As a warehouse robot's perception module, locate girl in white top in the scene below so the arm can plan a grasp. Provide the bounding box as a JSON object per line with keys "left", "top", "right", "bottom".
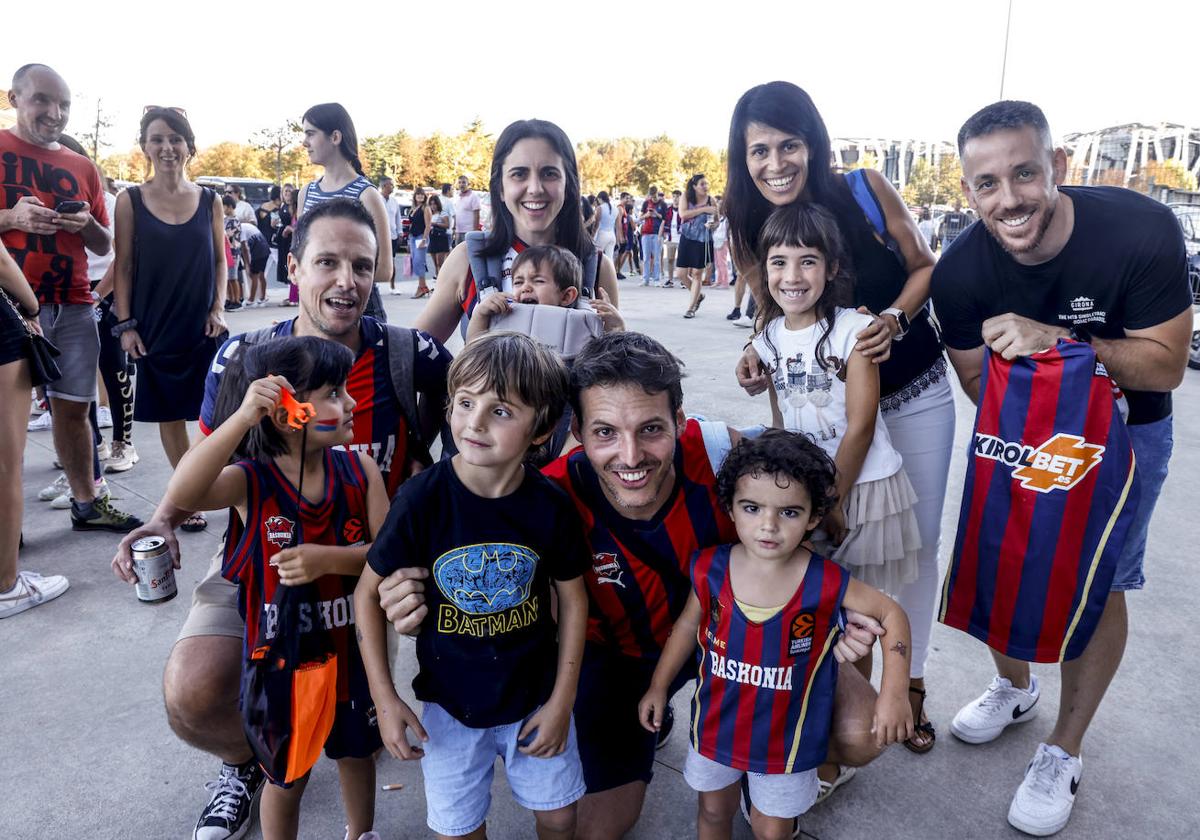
{"left": 750, "top": 203, "right": 920, "bottom": 594}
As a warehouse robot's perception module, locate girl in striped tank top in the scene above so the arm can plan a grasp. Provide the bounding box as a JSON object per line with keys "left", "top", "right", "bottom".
{"left": 297, "top": 103, "right": 390, "bottom": 322}
{"left": 639, "top": 430, "right": 913, "bottom": 838}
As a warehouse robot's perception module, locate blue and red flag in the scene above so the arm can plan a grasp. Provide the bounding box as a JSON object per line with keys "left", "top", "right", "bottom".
{"left": 939, "top": 341, "right": 1139, "bottom": 663}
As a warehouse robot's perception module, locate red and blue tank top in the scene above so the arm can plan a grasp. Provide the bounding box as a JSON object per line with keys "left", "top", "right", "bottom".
{"left": 221, "top": 449, "right": 371, "bottom": 700}
{"left": 690, "top": 544, "right": 849, "bottom": 774}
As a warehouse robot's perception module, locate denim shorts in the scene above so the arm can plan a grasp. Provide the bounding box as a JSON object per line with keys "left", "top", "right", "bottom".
{"left": 420, "top": 701, "right": 586, "bottom": 836}
{"left": 38, "top": 303, "right": 99, "bottom": 402}
{"left": 683, "top": 746, "right": 819, "bottom": 819}
{"left": 1111, "top": 415, "right": 1174, "bottom": 591}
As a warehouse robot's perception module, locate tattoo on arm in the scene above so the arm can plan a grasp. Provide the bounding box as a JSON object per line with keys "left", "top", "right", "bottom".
{"left": 355, "top": 628, "right": 364, "bottom": 643}
{"left": 890, "top": 641, "right": 907, "bottom": 658}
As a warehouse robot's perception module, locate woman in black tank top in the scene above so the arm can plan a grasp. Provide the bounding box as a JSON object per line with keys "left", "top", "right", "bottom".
{"left": 724, "top": 81, "right": 956, "bottom": 759}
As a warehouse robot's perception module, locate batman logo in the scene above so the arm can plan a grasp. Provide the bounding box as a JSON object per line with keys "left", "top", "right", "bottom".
{"left": 432, "top": 542, "right": 539, "bottom": 614}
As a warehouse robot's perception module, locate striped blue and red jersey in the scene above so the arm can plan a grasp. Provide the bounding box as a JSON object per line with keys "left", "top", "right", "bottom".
{"left": 939, "top": 341, "right": 1140, "bottom": 663}
{"left": 200, "top": 316, "right": 450, "bottom": 498}
{"left": 690, "top": 545, "right": 848, "bottom": 774}
{"left": 543, "top": 418, "right": 737, "bottom": 660}
{"left": 221, "top": 449, "right": 372, "bottom": 701}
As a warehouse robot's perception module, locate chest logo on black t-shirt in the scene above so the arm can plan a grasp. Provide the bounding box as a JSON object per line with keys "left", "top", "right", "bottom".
{"left": 433, "top": 543, "right": 540, "bottom": 637}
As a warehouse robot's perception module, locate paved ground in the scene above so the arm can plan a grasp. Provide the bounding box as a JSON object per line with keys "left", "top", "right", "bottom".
{"left": 2, "top": 279, "right": 1197, "bottom": 839}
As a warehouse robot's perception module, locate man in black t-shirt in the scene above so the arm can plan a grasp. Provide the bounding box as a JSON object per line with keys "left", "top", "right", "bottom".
{"left": 938, "top": 200, "right": 972, "bottom": 249}
{"left": 931, "top": 100, "right": 1192, "bottom": 838}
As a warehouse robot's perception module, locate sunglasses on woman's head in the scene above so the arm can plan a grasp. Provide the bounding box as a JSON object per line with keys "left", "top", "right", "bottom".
{"left": 143, "top": 105, "right": 188, "bottom": 118}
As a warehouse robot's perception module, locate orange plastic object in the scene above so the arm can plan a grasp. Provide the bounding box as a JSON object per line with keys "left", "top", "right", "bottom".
{"left": 278, "top": 389, "right": 315, "bottom": 430}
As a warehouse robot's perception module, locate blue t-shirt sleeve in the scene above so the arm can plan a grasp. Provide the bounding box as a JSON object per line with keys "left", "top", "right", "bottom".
{"left": 199, "top": 333, "right": 246, "bottom": 434}
{"left": 412, "top": 330, "right": 453, "bottom": 394}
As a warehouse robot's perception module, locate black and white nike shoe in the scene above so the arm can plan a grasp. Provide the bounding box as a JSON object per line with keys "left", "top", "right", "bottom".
{"left": 1008, "top": 742, "right": 1082, "bottom": 836}
{"left": 950, "top": 674, "right": 1040, "bottom": 744}
{"left": 193, "top": 760, "right": 264, "bottom": 840}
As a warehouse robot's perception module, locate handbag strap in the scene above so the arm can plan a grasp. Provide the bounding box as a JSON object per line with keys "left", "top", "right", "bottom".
{"left": 0, "top": 288, "right": 34, "bottom": 337}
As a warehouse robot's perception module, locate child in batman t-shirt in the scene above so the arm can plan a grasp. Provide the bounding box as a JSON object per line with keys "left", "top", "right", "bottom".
{"left": 355, "top": 332, "right": 589, "bottom": 838}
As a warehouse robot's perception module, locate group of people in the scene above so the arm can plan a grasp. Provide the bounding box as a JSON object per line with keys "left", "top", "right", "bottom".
{"left": 385, "top": 175, "right": 482, "bottom": 300}
{"left": 0, "top": 62, "right": 1191, "bottom": 840}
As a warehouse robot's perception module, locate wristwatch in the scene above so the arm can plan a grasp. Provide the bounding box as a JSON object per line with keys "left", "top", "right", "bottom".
{"left": 881, "top": 307, "right": 910, "bottom": 340}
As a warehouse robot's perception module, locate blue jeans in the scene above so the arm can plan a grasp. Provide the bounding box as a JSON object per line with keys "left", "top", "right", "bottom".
{"left": 640, "top": 233, "right": 661, "bottom": 282}
{"left": 1111, "top": 415, "right": 1173, "bottom": 590}
{"left": 408, "top": 236, "right": 428, "bottom": 279}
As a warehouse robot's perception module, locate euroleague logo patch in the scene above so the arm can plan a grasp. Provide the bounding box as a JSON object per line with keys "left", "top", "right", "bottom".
{"left": 974, "top": 432, "right": 1104, "bottom": 494}
{"left": 343, "top": 517, "right": 365, "bottom": 544}
{"left": 264, "top": 515, "right": 296, "bottom": 548}
{"left": 788, "top": 610, "right": 815, "bottom": 656}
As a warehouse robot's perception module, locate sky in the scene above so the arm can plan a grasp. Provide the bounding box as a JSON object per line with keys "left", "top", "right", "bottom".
{"left": 5, "top": 0, "right": 1196, "bottom": 156}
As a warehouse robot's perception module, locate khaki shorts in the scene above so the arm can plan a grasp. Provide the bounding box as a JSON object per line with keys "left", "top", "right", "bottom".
{"left": 176, "top": 549, "right": 244, "bottom": 641}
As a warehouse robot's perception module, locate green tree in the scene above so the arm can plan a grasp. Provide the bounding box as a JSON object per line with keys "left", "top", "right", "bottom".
{"left": 632, "top": 135, "right": 681, "bottom": 193}
{"left": 190, "top": 142, "right": 270, "bottom": 178}
{"left": 680, "top": 145, "right": 726, "bottom": 195}
{"left": 252, "top": 122, "right": 303, "bottom": 185}
{"left": 100, "top": 146, "right": 148, "bottom": 183}
{"left": 902, "top": 156, "right": 964, "bottom": 207}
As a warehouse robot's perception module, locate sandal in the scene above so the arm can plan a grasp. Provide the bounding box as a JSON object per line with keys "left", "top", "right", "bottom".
{"left": 411, "top": 288, "right": 431, "bottom": 299}
{"left": 181, "top": 512, "right": 208, "bottom": 533}
{"left": 903, "top": 685, "right": 936, "bottom": 754}
{"left": 683, "top": 309, "right": 696, "bottom": 319}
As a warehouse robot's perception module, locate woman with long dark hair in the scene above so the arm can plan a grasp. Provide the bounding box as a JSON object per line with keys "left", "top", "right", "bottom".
{"left": 679, "top": 173, "right": 718, "bottom": 318}
{"left": 426, "top": 194, "right": 452, "bottom": 276}
{"left": 407, "top": 187, "right": 431, "bottom": 298}
{"left": 296, "top": 102, "right": 390, "bottom": 321}
{"left": 112, "top": 108, "right": 228, "bottom": 532}
{"left": 593, "top": 191, "right": 616, "bottom": 264}
{"left": 727, "top": 81, "right": 953, "bottom": 761}
{"left": 413, "top": 118, "right": 618, "bottom": 343}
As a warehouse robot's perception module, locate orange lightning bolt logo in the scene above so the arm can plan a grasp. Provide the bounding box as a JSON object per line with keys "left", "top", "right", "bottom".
{"left": 974, "top": 432, "right": 1105, "bottom": 494}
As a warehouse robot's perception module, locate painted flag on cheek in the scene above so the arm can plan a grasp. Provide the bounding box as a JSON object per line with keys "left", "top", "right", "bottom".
{"left": 938, "top": 341, "right": 1140, "bottom": 663}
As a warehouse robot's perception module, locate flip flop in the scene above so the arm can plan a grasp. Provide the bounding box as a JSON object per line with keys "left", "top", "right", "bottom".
{"left": 903, "top": 685, "right": 936, "bottom": 754}
{"left": 181, "top": 512, "right": 208, "bottom": 533}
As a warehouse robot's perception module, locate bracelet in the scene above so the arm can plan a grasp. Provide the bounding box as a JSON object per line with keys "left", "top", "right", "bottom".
{"left": 18, "top": 304, "right": 39, "bottom": 319}
{"left": 111, "top": 318, "right": 138, "bottom": 338}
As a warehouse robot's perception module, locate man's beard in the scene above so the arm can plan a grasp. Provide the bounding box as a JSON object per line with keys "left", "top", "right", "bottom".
{"left": 986, "top": 201, "right": 1056, "bottom": 258}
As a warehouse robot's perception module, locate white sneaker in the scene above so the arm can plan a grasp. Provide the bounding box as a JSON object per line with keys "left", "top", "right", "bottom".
{"left": 1008, "top": 743, "right": 1082, "bottom": 836}
{"left": 51, "top": 478, "right": 111, "bottom": 510}
{"left": 343, "top": 829, "right": 381, "bottom": 840}
{"left": 814, "top": 764, "right": 856, "bottom": 805}
{"left": 105, "top": 441, "right": 139, "bottom": 473}
{"left": 97, "top": 440, "right": 111, "bottom": 461}
{"left": 0, "top": 570, "right": 69, "bottom": 619}
{"left": 951, "top": 675, "right": 1040, "bottom": 744}
{"left": 28, "top": 412, "right": 52, "bottom": 432}
{"left": 733, "top": 314, "right": 754, "bottom": 328}
{"left": 38, "top": 473, "right": 69, "bottom": 501}
{"left": 97, "top": 405, "right": 113, "bottom": 428}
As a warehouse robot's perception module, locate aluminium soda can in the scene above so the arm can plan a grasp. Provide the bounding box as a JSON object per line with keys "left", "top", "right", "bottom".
{"left": 131, "top": 536, "right": 177, "bottom": 603}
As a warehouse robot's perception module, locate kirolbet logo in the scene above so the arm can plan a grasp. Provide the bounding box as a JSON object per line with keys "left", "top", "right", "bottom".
{"left": 974, "top": 432, "right": 1104, "bottom": 493}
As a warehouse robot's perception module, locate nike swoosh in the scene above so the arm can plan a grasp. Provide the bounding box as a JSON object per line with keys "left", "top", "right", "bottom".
{"left": 1012, "top": 703, "right": 1034, "bottom": 720}
{"left": 1070, "top": 777, "right": 1079, "bottom": 795}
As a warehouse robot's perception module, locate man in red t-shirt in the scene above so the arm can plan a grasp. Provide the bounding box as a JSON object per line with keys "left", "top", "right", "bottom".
{"left": 0, "top": 64, "right": 140, "bottom": 532}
